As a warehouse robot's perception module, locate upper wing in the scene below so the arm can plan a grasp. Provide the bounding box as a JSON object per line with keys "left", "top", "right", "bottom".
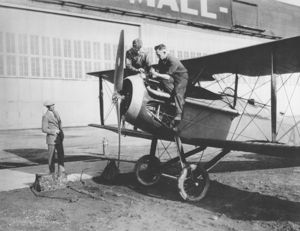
{"left": 88, "top": 69, "right": 115, "bottom": 83}
{"left": 88, "top": 36, "right": 300, "bottom": 85}
{"left": 182, "top": 36, "right": 300, "bottom": 84}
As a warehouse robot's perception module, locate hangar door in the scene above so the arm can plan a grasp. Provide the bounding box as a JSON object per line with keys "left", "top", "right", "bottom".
{"left": 0, "top": 6, "right": 140, "bottom": 129}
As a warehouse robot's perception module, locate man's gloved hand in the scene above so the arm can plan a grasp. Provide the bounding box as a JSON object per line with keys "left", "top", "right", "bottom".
{"left": 138, "top": 68, "right": 145, "bottom": 73}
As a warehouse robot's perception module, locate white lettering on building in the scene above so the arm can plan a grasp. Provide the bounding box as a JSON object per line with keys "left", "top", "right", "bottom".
{"left": 181, "top": 0, "right": 197, "bottom": 15}
{"left": 129, "top": 0, "right": 155, "bottom": 7}
{"left": 129, "top": 0, "right": 228, "bottom": 19}
{"left": 200, "top": 0, "right": 216, "bottom": 19}
{"left": 157, "top": 0, "right": 179, "bottom": 12}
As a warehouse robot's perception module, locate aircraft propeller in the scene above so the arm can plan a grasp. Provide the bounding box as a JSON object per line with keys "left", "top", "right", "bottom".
{"left": 101, "top": 30, "right": 125, "bottom": 181}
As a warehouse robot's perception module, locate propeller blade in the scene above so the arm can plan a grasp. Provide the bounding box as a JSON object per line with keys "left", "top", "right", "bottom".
{"left": 116, "top": 99, "right": 121, "bottom": 168}
{"left": 100, "top": 30, "right": 125, "bottom": 181}
{"left": 113, "top": 30, "right": 125, "bottom": 93}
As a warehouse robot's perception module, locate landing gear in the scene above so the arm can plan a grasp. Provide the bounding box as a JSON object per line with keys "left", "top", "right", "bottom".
{"left": 178, "top": 164, "right": 210, "bottom": 202}
{"left": 133, "top": 136, "right": 214, "bottom": 202}
{"left": 135, "top": 155, "right": 161, "bottom": 186}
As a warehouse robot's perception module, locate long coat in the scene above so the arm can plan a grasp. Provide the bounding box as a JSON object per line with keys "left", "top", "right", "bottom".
{"left": 42, "top": 110, "right": 63, "bottom": 145}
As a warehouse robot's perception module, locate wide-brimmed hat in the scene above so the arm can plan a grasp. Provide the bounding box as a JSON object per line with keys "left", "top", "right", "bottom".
{"left": 43, "top": 100, "right": 55, "bottom": 107}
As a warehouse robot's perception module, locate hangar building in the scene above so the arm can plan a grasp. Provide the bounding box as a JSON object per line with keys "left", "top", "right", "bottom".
{"left": 1, "top": 0, "right": 300, "bottom": 129}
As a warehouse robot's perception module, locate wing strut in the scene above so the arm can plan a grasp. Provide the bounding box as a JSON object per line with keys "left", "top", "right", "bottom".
{"left": 233, "top": 73, "right": 239, "bottom": 108}
{"left": 99, "top": 76, "right": 104, "bottom": 125}
{"left": 271, "top": 49, "right": 277, "bottom": 142}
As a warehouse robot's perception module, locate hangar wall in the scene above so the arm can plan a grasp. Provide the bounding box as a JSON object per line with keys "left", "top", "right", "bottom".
{"left": 0, "top": 1, "right": 270, "bottom": 130}
{"left": 0, "top": 5, "right": 140, "bottom": 129}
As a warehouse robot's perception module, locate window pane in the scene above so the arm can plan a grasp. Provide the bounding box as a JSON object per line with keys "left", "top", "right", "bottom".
{"left": 6, "top": 33, "right": 16, "bottom": 53}
{"left": 7, "top": 55, "right": 16, "bottom": 76}
{"left": 84, "top": 41, "right": 91, "bottom": 59}
{"left": 18, "top": 34, "right": 28, "bottom": 54}
{"left": 42, "top": 37, "right": 51, "bottom": 56}
{"left": 19, "top": 56, "right": 29, "bottom": 77}
{"left": 30, "top": 35, "right": 39, "bottom": 55}
{"left": 64, "top": 39, "right": 72, "bottom": 58}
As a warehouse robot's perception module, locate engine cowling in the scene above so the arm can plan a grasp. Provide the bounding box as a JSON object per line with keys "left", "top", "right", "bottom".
{"left": 121, "top": 75, "right": 173, "bottom": 137}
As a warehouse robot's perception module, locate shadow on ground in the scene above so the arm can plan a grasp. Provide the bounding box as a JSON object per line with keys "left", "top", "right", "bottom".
{"left": 1, "top": 148, "right": 102, "bottom": 169}
{"left": 208, "top": 154, "right": 300, "bottom": 173}
{"left": 93, "top": 171, "right": 300, "bottom": 223}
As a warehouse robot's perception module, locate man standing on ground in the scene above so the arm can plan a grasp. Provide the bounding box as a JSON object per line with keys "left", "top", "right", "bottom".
{"left": 151, "top": 44, "right": 189, "bottom": 128}
{"left": 42, "top": 101, "right": 65, "bottom": 178}
{"left": 125, "top": 38, "right": 152, "bottom": 76}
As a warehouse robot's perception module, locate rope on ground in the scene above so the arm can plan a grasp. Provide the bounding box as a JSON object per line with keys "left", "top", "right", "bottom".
{"left": 67, "top": 185, "right": 105, "bottom": 201}
{"left": 29, "top": 185, "right": 78, "bottom": 203}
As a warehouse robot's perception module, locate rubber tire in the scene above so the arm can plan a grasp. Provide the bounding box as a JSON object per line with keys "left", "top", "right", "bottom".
{"left": 135, "top": 155, "right": 161, "bottom": 186}
{"left": 178, "top": 164, "right": 210, "bottom": 202}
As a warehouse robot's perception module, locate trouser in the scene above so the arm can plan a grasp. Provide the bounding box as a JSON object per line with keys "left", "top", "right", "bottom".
{"left": 161, "top": 76, "right": 188, "bottom": 120}
{"left": 48, "top": 142, "right": 65, "bottom": 175}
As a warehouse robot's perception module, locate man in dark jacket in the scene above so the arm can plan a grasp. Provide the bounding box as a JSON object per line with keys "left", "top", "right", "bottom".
{"left": 125, "top": 38, "right": 151, "bottom": 76}
{"left": 151, "top": 44, "right": 189, "bottom": 127}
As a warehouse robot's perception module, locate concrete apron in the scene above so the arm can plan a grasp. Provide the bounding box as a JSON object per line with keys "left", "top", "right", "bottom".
{"left": 0, "top": 160, "right": 135, "bottom": 192}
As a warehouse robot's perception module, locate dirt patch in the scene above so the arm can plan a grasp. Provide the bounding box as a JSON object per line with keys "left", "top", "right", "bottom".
{"left": 1, "top": 153, "right": 300, "bottom": 231}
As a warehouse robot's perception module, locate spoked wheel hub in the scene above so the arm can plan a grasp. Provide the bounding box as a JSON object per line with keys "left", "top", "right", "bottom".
{"left": 135, "top": 155, "right": 161, "bottom": 186}
{"left": 178, "top": 164, "right": 210, "bottom": 202}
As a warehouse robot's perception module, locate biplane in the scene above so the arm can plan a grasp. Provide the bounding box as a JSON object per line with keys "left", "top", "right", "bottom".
{"left": 88, "top": 30, "right": 300, "bottom": 201}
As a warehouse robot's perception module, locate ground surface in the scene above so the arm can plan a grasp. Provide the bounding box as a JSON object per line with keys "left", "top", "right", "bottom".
{"left": 0, "top": 127, "right": 300, "bottom": 231}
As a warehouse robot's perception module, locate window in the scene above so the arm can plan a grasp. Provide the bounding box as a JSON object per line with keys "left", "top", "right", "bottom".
{"left": 0, "top": 55, "right": 4, "bottom": 75}
{"left": 6, "top": 33, "right": 16, "bottom": 53}
{"left": 113, "top": 44, "right": 117, "bottom": 60}
{"left": 53, "top": 59, "right": 62, "bottom": 77}
{"left": 105, "top": 62, "right": 111, "bottom": 69}
{"left": 94, "top": 62, "right": 101, "bottom": 71}
{"left": 177, "top": 51, "right": 183, "bottom": 59}
{"left": 18, "top": 34, "right": 28, "bottom": 54}
{"left": 31, "top": 57, "right": 40, "bottom": 77}
{"left": 84, "top": 61, "right": 92, "bottom": 78}
{"left": 0, "top": 32, "right": 3, "bottom": 52}
{"left": 74, "top": 60, "right": 82, "bottom": 79}
{"left": 42, "top": 37, "right": 51, "bottom": 56}
{"left": 64, "top": 39, "right": 72, "bottom": 58}
{"left": 7, "top": 55, "right": 16, "bottom": 76}
{"left": 42, "top": 58, "right": 51, "bottom": 77}
{"left": 74, "top": 40, "right": 81, "bottom": 58}
{"left": 184, "top": 51, "right": 189, "bottom": 59}
{"left": 53, "top": 38, "right": 61, "bottom": 57}
{"left": 19, "top": 56, "right": 29, "bottom": 77}
{"left": 104, "top": 43, "right": 111, "bottom": 60}
{"left": 83, "top": 41, "right": 91, "bottom": 59}
{"left": 30, "top": 35, "right": 39, "bottom": 55}
{"left": 64, "top": 60, "right": 73, "bottom": 79}
{"left": 93, "top": 42, "right": 101, "bottom": 60}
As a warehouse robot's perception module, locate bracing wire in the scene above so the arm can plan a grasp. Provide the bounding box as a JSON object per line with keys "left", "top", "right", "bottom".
{"left": 232, "top": 73, "right": 296, "bottom": 141}
{"left": 277, "top": 74, "right": 300, "bottom": 141}
{"left": 230, "top": 76, "right": 260, "bottom": 140}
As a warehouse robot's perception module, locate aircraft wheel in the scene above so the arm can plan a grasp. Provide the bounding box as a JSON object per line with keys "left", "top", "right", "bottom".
{"left": 178, "top": 164, "right": 210, "bottom": 202}
{"left": 135, "top": 155, "right": 161, "bottom": 186}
